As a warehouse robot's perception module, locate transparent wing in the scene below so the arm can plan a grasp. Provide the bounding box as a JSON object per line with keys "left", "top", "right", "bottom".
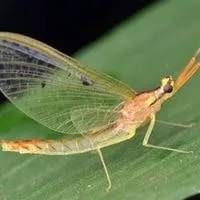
{"left": 0, "top": 32, "right": 135, "bottom": 135}
{"left": 70, "top": 107, "right": 121, "bottom": 134}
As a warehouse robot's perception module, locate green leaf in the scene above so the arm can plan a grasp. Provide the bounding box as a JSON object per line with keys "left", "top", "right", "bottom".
{"left": 0, "top": 1, "right": 200, "bottom": 199}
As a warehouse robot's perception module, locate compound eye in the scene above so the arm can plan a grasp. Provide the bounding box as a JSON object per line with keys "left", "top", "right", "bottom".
{"left": 164, "top": 83, "right": 173, "bottom": 93}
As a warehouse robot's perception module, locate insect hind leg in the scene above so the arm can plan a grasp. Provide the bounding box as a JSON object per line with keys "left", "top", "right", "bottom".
{"left": 96, "top": 148, "right": 112, "bottom": 192}
{"left": 142, "top": 115, "right": 193, "bottom": 153}
{"left": 156, "top": 120, "right": 196, "bottom": 128}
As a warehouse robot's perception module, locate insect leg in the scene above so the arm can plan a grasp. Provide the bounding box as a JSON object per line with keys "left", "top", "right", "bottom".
{"left": 156, "top": 120, "right": 195, "bottom": 128}
{"left": 96, "top": 148, "right": 112, "bottom": 192}
{"left": 142, "top": 115, "right": 193, "bottom": 153}
{"left": 175, "top": 49, "right": 200, "bottom": 92}
{"left": 176, "top": 48, "right": 200, "bottom": 82}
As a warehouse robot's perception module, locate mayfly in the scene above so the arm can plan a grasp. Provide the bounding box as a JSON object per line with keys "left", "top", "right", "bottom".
{"left": 0, "top": 32, "right": 199, "bottom": 191}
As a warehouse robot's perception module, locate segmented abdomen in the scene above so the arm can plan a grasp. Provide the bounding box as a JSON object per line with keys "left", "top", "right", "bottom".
{"left": 0, "top": 123, "right": 134, "bottom": 155}
{"left": 0, "top": 137, "right": 95, "bottom": 155}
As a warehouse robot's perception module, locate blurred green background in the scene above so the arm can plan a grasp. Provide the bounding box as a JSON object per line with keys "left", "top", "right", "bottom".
{"left": 0, "top": 1, "right": 200, "bottom": 199}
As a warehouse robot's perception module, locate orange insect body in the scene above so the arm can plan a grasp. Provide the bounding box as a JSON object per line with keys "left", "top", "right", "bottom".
{"left": 0, "top": 78, "right": 174, "bottom": 154}
{"left": 0, "top": 32, "right": 199, "bottom": 191}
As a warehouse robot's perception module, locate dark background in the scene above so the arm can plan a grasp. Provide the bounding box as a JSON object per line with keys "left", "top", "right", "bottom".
{"left": 0, "top": 0, "right": 158, "bottom": 55}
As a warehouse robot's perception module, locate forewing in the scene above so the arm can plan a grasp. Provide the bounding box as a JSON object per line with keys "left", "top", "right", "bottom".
{"left": 0, "top": 32, "right": 135, "bottom": 135}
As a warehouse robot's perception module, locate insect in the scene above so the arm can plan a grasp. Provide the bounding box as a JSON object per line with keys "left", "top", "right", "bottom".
{"left": 0, "top": 32, "right": 199, "bottom": 191}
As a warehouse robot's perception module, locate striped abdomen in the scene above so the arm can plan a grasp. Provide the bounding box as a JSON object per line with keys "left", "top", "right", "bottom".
{"left": 0, "top": 137, "right": 96, "bottom": 155}
{"left": 0, "top": 123, "right": 135, "bottom": 155}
